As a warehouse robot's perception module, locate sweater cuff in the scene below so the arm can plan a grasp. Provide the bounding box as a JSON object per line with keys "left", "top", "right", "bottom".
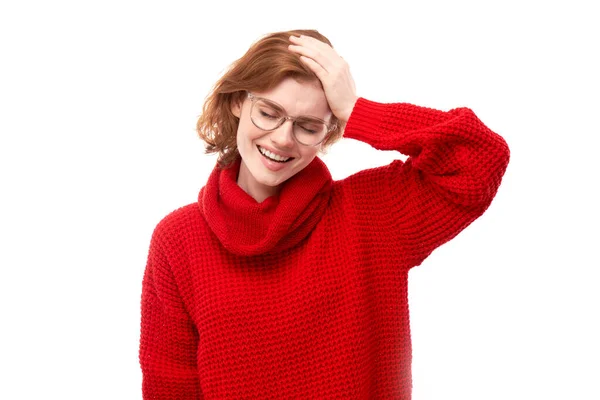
{"left": 343, "top": 98, "right": 389, "bottom": 145}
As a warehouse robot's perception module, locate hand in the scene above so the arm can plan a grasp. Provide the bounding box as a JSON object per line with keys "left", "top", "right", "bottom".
{"left": 288, "top": 35, "right": 358, "bottom": 123}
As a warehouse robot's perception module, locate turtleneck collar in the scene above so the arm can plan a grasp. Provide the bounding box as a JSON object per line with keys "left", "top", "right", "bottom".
{"left": 199, "top": 157, "right": 333, "bottom": 257}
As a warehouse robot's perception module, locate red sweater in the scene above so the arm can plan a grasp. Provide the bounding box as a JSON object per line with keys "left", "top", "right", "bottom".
{"left": 140, "top": 98, "right": 510, "bottom": 399}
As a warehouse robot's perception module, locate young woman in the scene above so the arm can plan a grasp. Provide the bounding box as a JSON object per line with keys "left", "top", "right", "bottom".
{"left": 140, "top": 29, "right": 510, "bottom": 399}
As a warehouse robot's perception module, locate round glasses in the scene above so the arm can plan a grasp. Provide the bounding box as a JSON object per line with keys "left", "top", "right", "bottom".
{"left": 247, "top": 93, "right": 335, "bottom": 146}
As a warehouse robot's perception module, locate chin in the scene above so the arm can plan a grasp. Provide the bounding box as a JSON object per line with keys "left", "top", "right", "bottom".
{"left": 254, "top": 170, "right": 294, "bottom": 188}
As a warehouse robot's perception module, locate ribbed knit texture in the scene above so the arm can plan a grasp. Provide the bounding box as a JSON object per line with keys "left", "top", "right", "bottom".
{"left": 140, "top": 98, "right": 510, "bottom": 399}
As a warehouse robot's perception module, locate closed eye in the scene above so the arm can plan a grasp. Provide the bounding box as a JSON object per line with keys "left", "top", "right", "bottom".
{"left": 299, "top": 126, "right": 318, "bottom": 134}
{"left": 297, "top": 120, "right": 323, "bottom": 135}
{"left": 259, "top": 110, "right": 279, "bottom": 120}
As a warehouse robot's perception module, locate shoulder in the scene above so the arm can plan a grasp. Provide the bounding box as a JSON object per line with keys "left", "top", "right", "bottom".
{"left": 151, "top": 203, "right": 204, "bottom": 247}
{"left": 332, "top": 159, "right": 408, "bottom": 195}
{"left": 328, "top": 159, "right": 411, "bottom": 225}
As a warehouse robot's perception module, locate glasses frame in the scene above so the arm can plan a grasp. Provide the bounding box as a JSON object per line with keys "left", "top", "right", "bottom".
{"left": 246, "top": 92, "right": 336, "bottom": 147}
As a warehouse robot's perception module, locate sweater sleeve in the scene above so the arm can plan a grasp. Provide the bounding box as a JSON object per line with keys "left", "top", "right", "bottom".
{"left": 342, "top": 98, "right": 510, "bottom": 267}
{"left": 139, "top": 227, "right": 202, "bottom": 399}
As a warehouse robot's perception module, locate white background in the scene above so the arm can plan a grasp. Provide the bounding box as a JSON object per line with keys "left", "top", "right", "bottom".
{"left": 1, "top": 0, "right": 598, "bottom": 399}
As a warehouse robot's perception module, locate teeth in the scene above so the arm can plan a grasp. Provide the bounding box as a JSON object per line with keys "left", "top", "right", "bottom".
{"left": 258, "top": 146, "right": 291, "bottom": 162}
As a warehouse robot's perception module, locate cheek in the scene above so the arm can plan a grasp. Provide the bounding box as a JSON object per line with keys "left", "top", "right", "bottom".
{"left": 237, "top": 120, "right": 263, "bottom": 145}
{"left": 298, "top": 147, "right": 319, "bottom": 163}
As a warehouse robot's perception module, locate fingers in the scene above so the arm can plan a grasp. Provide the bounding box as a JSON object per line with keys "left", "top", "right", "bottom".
{"left": 288, "top": 35, "right": 344, "bottom": 73}
{"left": 297, "top": 55, "right": 327, "bottom": 80}
{"left": 287, "top": 34, "right": 358, "bottom": 122}
{"left": 289, "top": 35, "right": 333, "bottom": 56}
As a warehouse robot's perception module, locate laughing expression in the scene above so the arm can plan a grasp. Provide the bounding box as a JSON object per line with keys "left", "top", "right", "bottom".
{"left": 232, "top": 77, "right": 332, "bottom": 202}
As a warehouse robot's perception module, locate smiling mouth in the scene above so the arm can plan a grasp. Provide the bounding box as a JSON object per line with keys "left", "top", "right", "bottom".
{"left": 257, "top": 145, "right": 294, "bottom": 163}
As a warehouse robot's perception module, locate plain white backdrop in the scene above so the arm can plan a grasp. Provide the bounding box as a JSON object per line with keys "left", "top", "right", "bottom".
{"left": 1, "top": 0, "right": 598, "bottom": 399}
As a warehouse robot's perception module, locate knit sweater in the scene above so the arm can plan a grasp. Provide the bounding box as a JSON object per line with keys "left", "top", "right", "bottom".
{"left": 139, "top": 98, "right": 510, "bottom": 399}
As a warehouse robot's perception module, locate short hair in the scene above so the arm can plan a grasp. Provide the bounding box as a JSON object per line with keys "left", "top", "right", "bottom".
{"left": 196, "top": 29, "right": 344, "bottom": 167}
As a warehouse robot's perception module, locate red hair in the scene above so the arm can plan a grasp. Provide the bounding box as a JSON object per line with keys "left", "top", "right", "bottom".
{"left": 196, "top": 29, "right": 344, "bottom": 167}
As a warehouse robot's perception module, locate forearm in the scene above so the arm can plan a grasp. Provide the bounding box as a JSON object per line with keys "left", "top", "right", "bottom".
{"left": 344, "top": 98, "right": 510, "bottom": 208}
{"left": 342, "top": 98, "right": 510, "bottom": 265}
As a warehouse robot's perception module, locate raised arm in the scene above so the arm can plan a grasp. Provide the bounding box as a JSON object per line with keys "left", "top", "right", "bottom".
{"left": 342, "top": 99, "right": 510, "bottom": 266}
{"left": 289, "top": 35, "right": 509, "bottom": 267}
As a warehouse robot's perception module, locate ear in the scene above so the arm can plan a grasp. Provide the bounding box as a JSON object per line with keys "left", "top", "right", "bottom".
{"left": 231, "top": 97, "right": 242, "bottom": 118}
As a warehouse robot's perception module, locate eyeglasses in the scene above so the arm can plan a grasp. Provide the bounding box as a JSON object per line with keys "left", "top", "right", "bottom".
{"left": 247, "top": 92, "right": 336, "bottom": 146}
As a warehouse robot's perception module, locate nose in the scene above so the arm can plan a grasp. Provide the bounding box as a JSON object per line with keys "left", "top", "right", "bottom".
{"left": 269, "top": 118, "right": 296, "bottom": 149}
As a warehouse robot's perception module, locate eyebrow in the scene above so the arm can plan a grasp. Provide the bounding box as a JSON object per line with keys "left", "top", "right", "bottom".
{"left": 260, "top": 98, "right": 286, "bottom": 113}
{"left": 260, "top": 97, "right": 327, "bottom": 122}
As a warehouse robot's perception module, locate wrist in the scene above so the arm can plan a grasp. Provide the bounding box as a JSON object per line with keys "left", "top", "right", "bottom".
{"left": 341, "top": 96, "right": 359, "bottom": 123}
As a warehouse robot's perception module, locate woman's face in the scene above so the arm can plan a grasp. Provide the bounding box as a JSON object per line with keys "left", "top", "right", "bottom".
{"left": 232, "top": 77, "right": 332, "bottom": 202}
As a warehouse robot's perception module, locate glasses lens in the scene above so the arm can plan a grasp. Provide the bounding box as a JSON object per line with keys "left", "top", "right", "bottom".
{"left": 250, "top": 98, "right": 329, "bottom": 146}
{"left": 251, "top": 100, "right": 282, "bottom": 130}
{"left": 293, "top": 118, "right": 328, "bottom": 146}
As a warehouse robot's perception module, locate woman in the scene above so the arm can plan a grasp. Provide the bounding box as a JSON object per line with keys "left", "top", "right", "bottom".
{"left": 139, "top": 29, "right": 510, "bottom": 399}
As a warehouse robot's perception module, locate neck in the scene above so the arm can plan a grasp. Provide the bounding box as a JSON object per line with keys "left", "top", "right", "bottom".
{"left": 237, "top": 161, "right": 280, "bottom": 203}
